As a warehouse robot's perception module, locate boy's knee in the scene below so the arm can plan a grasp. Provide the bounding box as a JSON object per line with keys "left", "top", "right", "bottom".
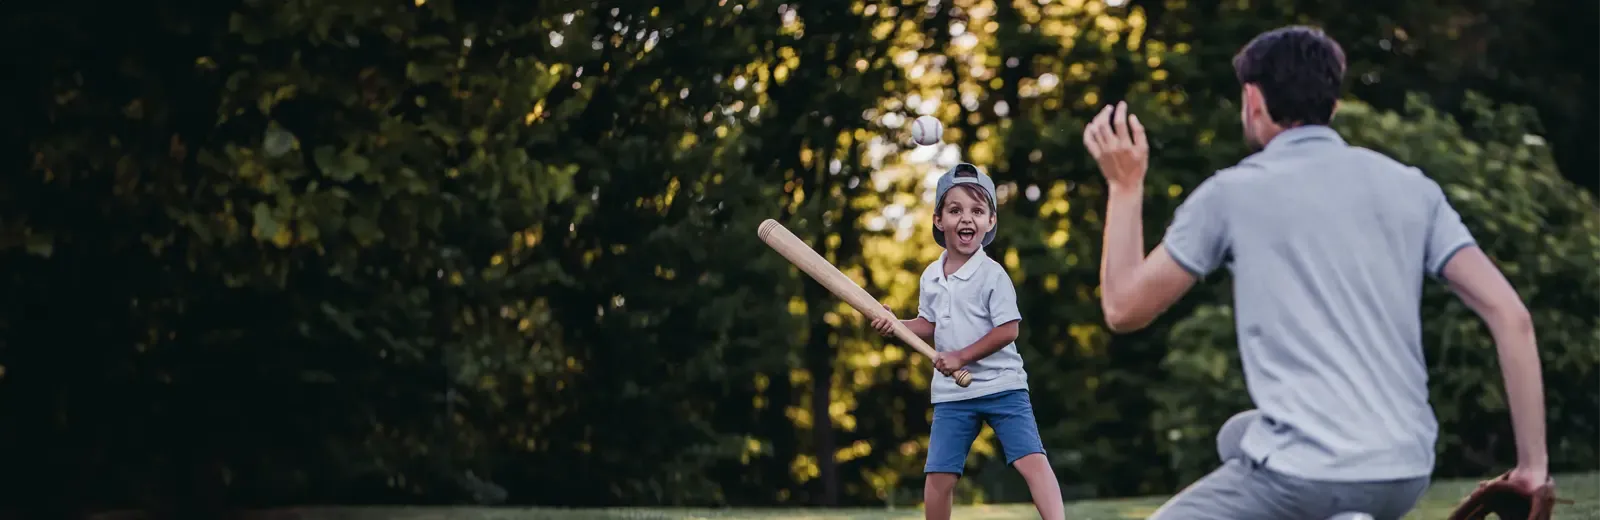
{"left": 924, "top": 472, "right": 959, "bottom": 498}
{"left": 1010, "top": 453, "right": 1056, "bottom": 480}
{"left": 1010, "top": 452, "right": 1049, "bottom": 471}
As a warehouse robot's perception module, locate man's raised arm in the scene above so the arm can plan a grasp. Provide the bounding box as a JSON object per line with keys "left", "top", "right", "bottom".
{"left": 1085, "top": 102, "right": 1216, "bottom": 333}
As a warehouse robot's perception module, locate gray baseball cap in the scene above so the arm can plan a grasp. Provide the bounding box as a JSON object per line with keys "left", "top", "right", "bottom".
{"left": 931, "top": 163, "right": 998, "bottom": 248}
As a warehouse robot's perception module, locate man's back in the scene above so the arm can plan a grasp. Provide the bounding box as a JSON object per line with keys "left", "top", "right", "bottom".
{"left": 1094, "top": 25, "right": 1546, "bottom": 520}
{"left": 1164, "top": 125, "right": 1477, "bottom": 481}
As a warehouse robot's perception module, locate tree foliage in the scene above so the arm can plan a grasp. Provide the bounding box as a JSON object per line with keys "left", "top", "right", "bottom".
{"left": 0, "top": 0, "right": 1593, "bottom": 513}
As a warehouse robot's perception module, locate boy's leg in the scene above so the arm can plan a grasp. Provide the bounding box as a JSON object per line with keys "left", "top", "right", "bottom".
{"left": 925, "top": 401, "right": 981, "bottom": 520}
{"left": 982, "top": 390, "right": 1064, "bottom": 520}
{"left": 923, "top": 473, "right": 959, "bottom": 520}
{"left": 1012, "top": 455, "right": 1064, "bottom": 520}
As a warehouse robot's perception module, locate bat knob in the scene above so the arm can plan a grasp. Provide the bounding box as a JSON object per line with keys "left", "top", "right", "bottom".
{"left": 757, "top": 219, "right": 781, "bottom": 240}
{"left": 953, "top": 370, "right": 973, "bottom": 388}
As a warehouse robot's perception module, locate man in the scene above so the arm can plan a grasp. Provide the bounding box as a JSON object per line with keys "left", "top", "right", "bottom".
{"left": 1081, "top": 26, "right": 1550, "bottom": 519}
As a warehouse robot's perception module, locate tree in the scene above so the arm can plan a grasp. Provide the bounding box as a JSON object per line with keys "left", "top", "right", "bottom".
{"left": 0, "top": 0, "right": 796, "bottom": 510}
{"left": 0, "top": 0, "right": 1591, "bottom": 512}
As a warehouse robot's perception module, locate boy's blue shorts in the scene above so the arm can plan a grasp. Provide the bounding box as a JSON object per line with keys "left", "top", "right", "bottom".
{"left": 925, "top": 389, "right": 1046, "bottom": 475}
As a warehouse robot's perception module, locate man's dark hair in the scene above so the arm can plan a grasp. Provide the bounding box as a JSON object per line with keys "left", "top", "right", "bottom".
{"left": 1232, "top": 25, "right": 1347, "bottom": 126}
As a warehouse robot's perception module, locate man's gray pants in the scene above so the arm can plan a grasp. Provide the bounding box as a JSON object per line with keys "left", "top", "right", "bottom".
{"left": 1148, "top": 410, "right": 1432, "bottom": 520}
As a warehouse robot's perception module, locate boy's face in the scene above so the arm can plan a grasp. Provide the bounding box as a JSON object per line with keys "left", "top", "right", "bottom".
{"left": 934, "top": 186, "right": 995, "bottom": 256}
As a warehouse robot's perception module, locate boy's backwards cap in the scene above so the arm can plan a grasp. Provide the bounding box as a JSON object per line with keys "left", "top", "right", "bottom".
{"left": 931, "top": 163, "right": 998, "bottom": 248}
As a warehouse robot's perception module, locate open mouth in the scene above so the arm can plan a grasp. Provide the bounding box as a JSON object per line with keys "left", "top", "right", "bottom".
{"left": 956, "top": 228, "right": 977, "bottom": 246}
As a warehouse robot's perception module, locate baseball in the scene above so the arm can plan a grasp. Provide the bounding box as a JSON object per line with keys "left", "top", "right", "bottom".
{"left": 910, "top": 115, "right": 943, "bottom": 146}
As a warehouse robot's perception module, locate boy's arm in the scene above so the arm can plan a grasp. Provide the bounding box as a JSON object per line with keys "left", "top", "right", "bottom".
{"left": 953, "top": 320, "right": 1019, "bottom": 365}
{"left": 900, "top": 317, "right": 935, "bottom": 343}
{"left": 951, "top": 270, "right": 1021, "bottom": 365}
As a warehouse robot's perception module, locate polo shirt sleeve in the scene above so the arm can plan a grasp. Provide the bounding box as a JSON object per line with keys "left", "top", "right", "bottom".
{"left": 1161, "top": 176, "right": 1231, "bottom": 278}
{"left": 987, "top": 269, "right": 1022, "bottom": 326}
{"left": 1422, "top": 177, "right": 1477, "bottom": 279}
{"left": 916, "top": 278, "right": 937, "bottom": 323}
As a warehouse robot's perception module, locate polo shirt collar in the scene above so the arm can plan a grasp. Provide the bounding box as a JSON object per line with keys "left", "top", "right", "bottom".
{"left": 939, "top": 248, "right": 988, "bottom": 281}
{"left": 1264, "top": 125, "right": 1345, "bottom": 151}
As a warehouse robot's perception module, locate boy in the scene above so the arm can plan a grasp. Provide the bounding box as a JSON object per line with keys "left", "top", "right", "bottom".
{"left": 870, "top": 164, "right": 1064, "bottom": 520}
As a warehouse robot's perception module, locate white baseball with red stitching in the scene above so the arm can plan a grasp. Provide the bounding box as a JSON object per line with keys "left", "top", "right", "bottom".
{"left": 910, "top": 115, "right": 943, "bottom": 146}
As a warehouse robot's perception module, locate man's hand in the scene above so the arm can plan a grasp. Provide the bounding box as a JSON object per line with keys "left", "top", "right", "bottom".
{"left": 1445, "top": 467, "right": 1565, "bottom": 520}
{"left": 1506, "top": 465, "right": 1551, "bottom": 495}
{"left": 1082, "top": 101, "right": 1149, "bottom": 192}
{"left": 1085, "top": 101, "right": 1195, "bottom": 332}
{"left": 933, "top": 350, "right": 968, "bottom": 376}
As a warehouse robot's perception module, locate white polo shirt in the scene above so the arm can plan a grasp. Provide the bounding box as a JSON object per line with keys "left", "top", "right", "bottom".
{"left": 917, "top": 248, "right": 1029, "bottom": 403}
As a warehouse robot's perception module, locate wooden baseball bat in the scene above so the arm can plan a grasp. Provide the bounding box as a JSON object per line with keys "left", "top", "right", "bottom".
{"left": 758, "top": 219, "right": 973, "bottom": 387}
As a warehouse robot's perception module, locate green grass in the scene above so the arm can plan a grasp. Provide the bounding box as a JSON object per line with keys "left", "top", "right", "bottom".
{"left": 255, "top": 472, "right": 1599, "bottom": 519}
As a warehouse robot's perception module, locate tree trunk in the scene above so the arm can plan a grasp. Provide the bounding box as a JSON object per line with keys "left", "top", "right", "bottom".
{"left": 804, "top": 136, "right": 841, "bottom": 506}
{"left": 805, "top": 312, "right": 839, "bottom": 506}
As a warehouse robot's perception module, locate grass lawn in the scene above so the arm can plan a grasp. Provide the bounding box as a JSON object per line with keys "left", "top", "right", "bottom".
{"left": 257, "top": 472, "right": 1599, "bottom": 519}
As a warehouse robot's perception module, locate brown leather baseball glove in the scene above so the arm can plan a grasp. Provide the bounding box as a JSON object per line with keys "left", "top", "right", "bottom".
{"left": 1445, "top": 471, "right": 1569, "bottom": 520}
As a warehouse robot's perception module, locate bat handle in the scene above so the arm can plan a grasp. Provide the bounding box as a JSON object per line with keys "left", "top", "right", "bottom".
{"left": 951, "top": 369, "right": 973, "bottom": 387}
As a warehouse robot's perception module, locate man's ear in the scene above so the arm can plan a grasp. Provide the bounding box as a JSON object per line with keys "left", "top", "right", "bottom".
{"left": 1243, "top": 83, "right": 1279, "bottom": 124}
{"left": 1243, "top": 84, "right": 1264, "bottom": 117}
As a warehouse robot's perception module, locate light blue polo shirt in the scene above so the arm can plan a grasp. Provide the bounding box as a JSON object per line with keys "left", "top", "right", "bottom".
{"left": 1163, "top": 125, "right": 1477, "bottom": 482}
{"left": 918, "top": 249, "right": 1029, "bottom": 403}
